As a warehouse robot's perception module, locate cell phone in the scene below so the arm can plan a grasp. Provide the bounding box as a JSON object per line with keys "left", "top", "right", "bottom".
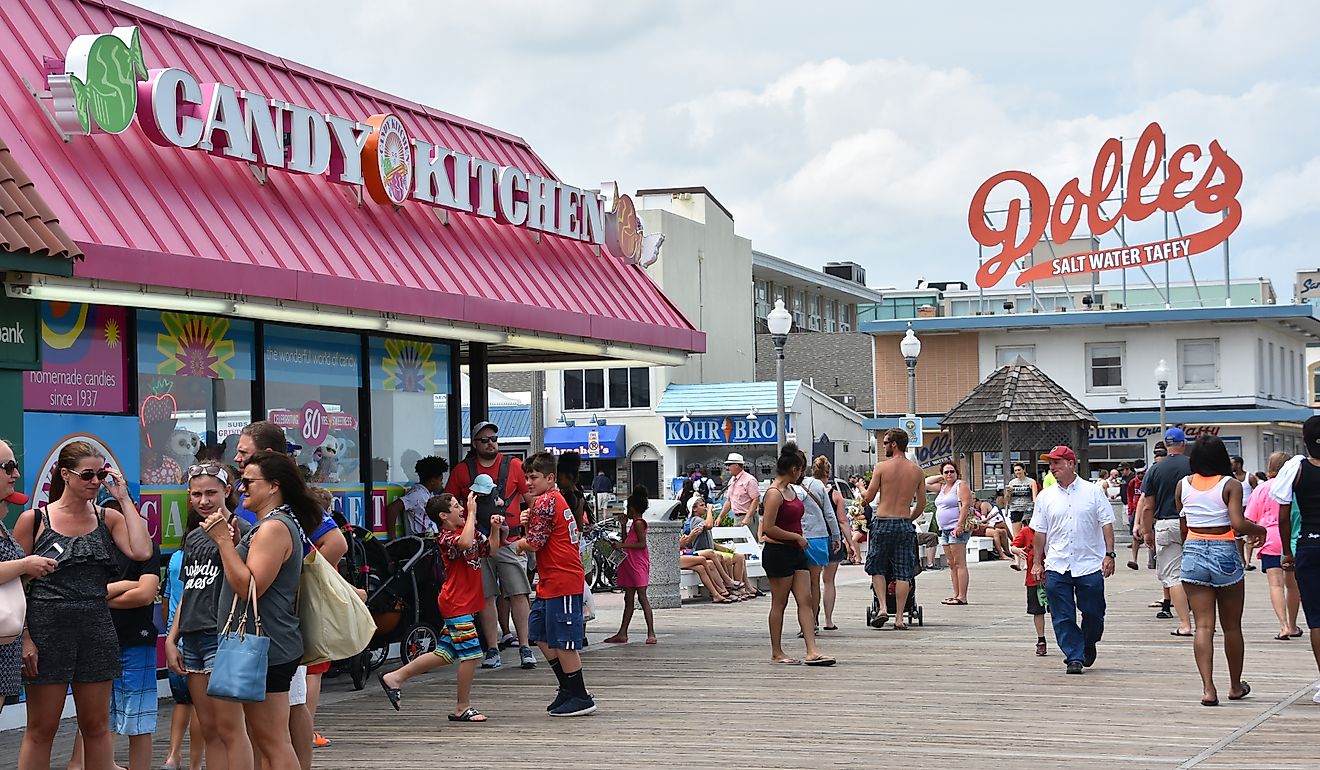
{"left": 39, "top": 541, "right": 67, "bottom": 564}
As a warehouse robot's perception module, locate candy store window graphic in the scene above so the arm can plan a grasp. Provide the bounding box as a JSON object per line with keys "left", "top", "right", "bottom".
{"left": 136, "top": 312, "right": 254, "bottom": 489}
{"left": 23, "top": 302, "right": 129, "bottom": 413}
{"left": 369, "top": 336, "right": 452, "bottom": 536}
{"left": 263, "top": 325, "right": 364, "bottom": 525}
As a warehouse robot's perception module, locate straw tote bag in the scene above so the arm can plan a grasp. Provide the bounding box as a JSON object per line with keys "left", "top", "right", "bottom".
{"left": 298, "top": 546, "right": 375, "bottom": 665}
{"left": 208, "top": 579, "right": 270, "bottom": 703}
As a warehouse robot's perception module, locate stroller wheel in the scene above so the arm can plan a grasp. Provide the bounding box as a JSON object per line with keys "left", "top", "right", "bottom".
{"left": 916, "top": 606, "right": 924, "bottom": 627}
{"left": 350, "top": 650, "right": 368, "bottom": 690}
{"left": 401, "top": 623, "right": 439, "bottom": 664}
{"left": 367, "top": 645, "right": 388, "bottom": 672}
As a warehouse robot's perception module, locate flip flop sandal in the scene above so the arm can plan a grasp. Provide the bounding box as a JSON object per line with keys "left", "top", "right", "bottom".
{"left": 1170, "top": 630, "right": 1194, "bottom": 637}
{"left": 603, "top": 635, "right": 628, "bottom": 644}
{"left": 1201, "top": 698, "right": 1219, "bottom": 707}
{"left": 645, "top": 637, "right": 658, "bottom": 645}
{"left": 823, "top": 625, "right": 839, "bottom": 631}
{"left": 1290, "top": 629, "right": 1305, "bottom": 637}
{"left": 892, "top": 623, "right": 910, "bottom": 631}
{"left": 1228, "top": 681, "right": 1251, "bottom": 701}
{"left": 772, "top": 657, "right": 802, "bottom": 665}
{"left": 448, "top": 707, "right": 488, "bottom": 722}
{"left": 377, "top": 674, "right": 402, "bottom": 711}
{"left": 869, "top": 613, "right": 889, "bottom": 629}
{"left": 1273, "top": 633, "right": 1293, "bottom": 641}
{"left": 803, "top": 655, "right": 836, "bottom": 667}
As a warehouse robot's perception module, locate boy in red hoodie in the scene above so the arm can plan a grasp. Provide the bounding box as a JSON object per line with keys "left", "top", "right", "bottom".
{"left": 1011, "top": 523, "right": 1048, "bottom": 656}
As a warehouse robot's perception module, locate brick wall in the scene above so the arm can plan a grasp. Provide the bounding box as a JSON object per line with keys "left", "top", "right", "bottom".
{"left": 754, "top": 332, "right": 875, "bottom": 414}
{"left": 873, "top": 332, "right": 981, "bottom": 415}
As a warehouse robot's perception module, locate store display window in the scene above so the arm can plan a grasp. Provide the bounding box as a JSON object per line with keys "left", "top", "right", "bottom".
{"left": 368, "top": 336, "right": 452, "bottom": 536}
{"left": 262, "top": 324, "right": 365, "bottom": 525}
{"left": 135, "top": 311, "right": 255, "bottom": 548}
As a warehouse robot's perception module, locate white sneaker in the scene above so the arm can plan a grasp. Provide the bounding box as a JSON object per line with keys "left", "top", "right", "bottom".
{"left": 1312, "top": 686, "right": 1320, "bottom": 704}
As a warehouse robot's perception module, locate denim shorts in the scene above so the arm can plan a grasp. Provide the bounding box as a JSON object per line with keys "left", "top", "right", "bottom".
{"left": 180, "top": 632, "right": 219, "bottom": 675}
{"left": 1179, "top": 539, "right": 1244, "bottom": 588}
{"left": 939, "top": 528, "right": 971, "bottom": 547}
{"left": 529, "top": 594, "right": 584, "bottom": 651}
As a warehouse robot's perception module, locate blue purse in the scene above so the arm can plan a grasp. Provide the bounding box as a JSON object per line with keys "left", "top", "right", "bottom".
{"left": 207, "top": 579, "right": 269, "bottom": 703}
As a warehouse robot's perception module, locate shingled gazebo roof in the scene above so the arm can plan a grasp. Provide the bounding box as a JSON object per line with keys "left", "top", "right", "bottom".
{"left": 940, "top": 358, "right": 1096, "bottom": 454}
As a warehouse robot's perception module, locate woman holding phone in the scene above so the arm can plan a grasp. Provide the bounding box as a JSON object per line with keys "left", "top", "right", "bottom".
{"left": 13, "top": 441, "right": 152, "bottom": 770}
{"left": 0, "top": 439, "right": 58, "bottom": 716}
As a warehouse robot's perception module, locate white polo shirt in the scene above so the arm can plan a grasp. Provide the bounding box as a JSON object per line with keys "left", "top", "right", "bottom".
{"left": 1032, "top": 476, "right": 1114, "bottom": 577}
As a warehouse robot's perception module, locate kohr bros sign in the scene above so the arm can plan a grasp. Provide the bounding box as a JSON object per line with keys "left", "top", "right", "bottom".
{"left": 664, "top": 415, "right": 792, "bottom": 446}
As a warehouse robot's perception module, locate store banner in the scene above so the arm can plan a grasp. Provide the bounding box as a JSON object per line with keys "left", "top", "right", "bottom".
{"left": 0, "top": 298, "right": 39, "bottom": 370}
{"left": 138, "top": 486, "right": 188, "bottom": 551}
{"left": 263, "top": 325, "right": 361, "bottom": 388}
{"left": 664, "top": 414, "right": 792, "bottom": 446}
{"left": 370, "top": 486, "right": 408, "bottom": 535}
{"left": 23, "top": 412, "right": 141, "bottom": 514}
{"left": 136, "top": 310, "right": 255, "bottom": 380}
{"left": 23, "top": 303, "right": 128, "bottom": 412}
{"left": 370, "top": 336, "right": 450, "bottom": 393}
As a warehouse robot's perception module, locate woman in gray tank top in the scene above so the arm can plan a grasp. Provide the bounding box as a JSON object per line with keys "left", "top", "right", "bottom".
{"left": 207, "top": 452, "right": 324, "bottom": 770}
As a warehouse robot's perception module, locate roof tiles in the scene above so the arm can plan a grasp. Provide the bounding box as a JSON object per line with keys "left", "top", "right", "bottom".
{"left": 0, "top": 137, "right": 81, "bottom": 260}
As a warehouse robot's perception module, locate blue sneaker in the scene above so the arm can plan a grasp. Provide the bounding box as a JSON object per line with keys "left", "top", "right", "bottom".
{"left": 548, "top": 693, "right": 596, "bottom": 717}
{"left": 519, "top": 646, "right": 537, "bottom": 669}
{"left": 546, "top": 688, "right": 570, "bottom": 712}
{"left": 481, "top": 649, "right": 502, "bottom": 670}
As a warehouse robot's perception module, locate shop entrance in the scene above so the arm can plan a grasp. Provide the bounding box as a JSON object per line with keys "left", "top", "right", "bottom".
{"left": 629, "top": 444, "right": 661, "bottom": 498}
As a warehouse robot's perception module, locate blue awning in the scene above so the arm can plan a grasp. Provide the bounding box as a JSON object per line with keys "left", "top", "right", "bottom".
{"left": 543, "top": 425, "right": 627, "bottom": 458}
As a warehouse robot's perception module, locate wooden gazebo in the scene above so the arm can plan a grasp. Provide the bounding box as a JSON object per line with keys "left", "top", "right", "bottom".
{"left": 939, "top": 358, "right": 1098, "bottom": 485}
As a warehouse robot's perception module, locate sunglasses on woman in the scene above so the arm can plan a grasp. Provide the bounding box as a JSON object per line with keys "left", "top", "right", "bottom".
{"left": 187, "top": 464, "right": 230, "bottom": 484}
{"left": 0, "top": 460, "right": 18, "bottom": 474}
{"left": 66, "top": 468, "right": 110, "bottom": 481}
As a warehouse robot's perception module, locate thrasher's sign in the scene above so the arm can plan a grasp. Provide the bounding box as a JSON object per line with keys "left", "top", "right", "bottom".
{"left": 968, "top": 122, "right": 1242, "bottom": 289}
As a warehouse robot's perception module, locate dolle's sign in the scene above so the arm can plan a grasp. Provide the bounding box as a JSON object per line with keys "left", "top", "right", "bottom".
{"left": 45, "top": 27, "right": 660, "bottom": 267}
{"left": 968, "top": 122, "right": 1242, "bottom": 288}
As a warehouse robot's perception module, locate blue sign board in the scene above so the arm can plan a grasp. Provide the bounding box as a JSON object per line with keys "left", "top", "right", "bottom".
{"left": 664, "top": 414, "right": 792, "bottom": 446}
{"left": 544, "top": 425, "right": 626, "bottom": 458}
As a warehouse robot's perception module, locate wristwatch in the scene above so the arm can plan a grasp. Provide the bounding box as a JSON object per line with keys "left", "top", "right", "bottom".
{"left": 1104, "top": 551, "right": 1117, "bottom": 558}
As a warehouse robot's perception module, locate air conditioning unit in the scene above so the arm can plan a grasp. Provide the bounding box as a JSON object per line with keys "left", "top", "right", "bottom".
{"left": 839, "top": 323, "right": 850, "bottom": 332}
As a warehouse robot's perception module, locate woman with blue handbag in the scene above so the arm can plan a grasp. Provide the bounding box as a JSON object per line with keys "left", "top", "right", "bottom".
{"left": 206, "top": 452, "right": 323, "bottom": 770}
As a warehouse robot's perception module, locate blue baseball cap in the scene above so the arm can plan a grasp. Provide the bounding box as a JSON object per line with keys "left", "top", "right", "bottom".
{"left": 1164, "top": 427, "right": 1187, "bottom": 443}
{"left": 470, "top": 474, "right": 496, "bottom": 495}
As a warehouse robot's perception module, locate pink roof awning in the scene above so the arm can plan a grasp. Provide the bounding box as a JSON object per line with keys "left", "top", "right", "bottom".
{"left": 0, "top": 0, "right": 703, "bottom": 354}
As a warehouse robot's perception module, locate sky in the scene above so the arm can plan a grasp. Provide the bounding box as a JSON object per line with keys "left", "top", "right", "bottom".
{"left": 132, "top": 0, "right": 1320, "bottom": 300}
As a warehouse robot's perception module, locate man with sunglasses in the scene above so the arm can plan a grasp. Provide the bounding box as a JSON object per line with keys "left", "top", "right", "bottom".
{"left": 446, "top": 421, "right": 536, "bottom": 670}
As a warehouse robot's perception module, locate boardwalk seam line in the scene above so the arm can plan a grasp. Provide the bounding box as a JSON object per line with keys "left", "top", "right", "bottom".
{"left": 1175, "top": 679, "right": 1320, "bottom": 769}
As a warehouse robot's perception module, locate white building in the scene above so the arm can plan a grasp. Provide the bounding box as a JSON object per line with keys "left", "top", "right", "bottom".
{"left": 863, "top": 303, "right": 1318, "bottom": 483}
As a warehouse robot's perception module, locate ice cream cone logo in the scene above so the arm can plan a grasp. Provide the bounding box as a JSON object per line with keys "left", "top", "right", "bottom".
{"left": 722, "top": 417, "right": 733, "bottom": 444}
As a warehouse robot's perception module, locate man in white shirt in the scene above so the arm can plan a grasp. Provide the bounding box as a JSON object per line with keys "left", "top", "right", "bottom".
{"left": 1031, "top": 445, "right": 1117, "bottom": 675}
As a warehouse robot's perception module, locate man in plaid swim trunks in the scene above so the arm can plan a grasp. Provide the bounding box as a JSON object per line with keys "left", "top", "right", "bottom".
{"left": 857, "top": 428, "right": 928, "bottom": 629}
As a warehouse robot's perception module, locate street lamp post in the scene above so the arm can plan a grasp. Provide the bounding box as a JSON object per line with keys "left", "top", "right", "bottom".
{"left": 1154, "top": 359, "right": 1170, "bottom": 437}
{"left": 767, "top": 299, "right": 793, "bottom": 452}
{"left": 900, "top": 324, "right": 922, "bottom": 417}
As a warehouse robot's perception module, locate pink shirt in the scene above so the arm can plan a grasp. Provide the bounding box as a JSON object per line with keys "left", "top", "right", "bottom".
{"left": 726, "top": 470, "right": 760, "bottom": 516}
{"left": 1244, "top": 477, "right": 1282, "bottom": 557}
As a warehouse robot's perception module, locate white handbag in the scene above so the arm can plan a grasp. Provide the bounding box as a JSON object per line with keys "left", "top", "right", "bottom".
{"left": 298, "top": 547, "right": 376, "bottom": 665}
{"left": 0, "top": 578, "right": 24, "bottom": 645}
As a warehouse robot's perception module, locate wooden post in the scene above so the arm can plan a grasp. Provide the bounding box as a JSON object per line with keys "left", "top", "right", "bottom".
{"left": 1000, "top": 421, "right": 1012, "bottom": 493}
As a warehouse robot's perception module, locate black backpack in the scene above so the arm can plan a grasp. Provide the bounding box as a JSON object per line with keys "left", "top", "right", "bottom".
{"left": 467, "top": 455, "right": 514, "bottom": 534}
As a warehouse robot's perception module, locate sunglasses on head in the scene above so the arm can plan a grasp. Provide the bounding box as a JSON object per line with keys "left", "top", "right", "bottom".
{"left": 66, "top": 468, "right": 110, "bottom": 481}
{"left": 187, "top": 464, "right": 230, "bottom": 484}
{"left": 0, "top": 460, "right": 18, "bottom": 474}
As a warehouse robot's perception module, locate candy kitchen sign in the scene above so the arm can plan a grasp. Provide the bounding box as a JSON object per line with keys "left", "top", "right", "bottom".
{"left": 44, "top": 27, "right": 661, "bottom": 266}
{"left": 968, "top": 122, "right": 1242, "bottom": 288}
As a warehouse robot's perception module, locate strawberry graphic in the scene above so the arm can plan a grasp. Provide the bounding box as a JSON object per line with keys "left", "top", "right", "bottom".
{"left": 140, "top": 379, "right": 178, "bottom": 449}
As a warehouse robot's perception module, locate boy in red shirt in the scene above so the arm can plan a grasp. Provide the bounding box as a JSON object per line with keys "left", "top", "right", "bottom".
{"left": 377, "top": 492, "right": 501, "bottom": 722}
{"left": 1010, "top": 523, "right": 1048, "bottom": 656}
{"left": 515, "top": 452, "right": 595, "bottom": 717}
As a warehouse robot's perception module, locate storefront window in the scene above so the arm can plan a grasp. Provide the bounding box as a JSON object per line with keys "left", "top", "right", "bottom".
{"left": 135, "top": 311, "right": 255, "bottom": 549}
{"left": 263, "top": 324, "right": 364, "bottom": 525}
{"left": 369, "top": 336, "right": 452, "bottom": 536}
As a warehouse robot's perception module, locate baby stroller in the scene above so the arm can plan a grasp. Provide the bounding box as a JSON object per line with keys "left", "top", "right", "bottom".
{"left": 865, "top": 541, "right": 925, "bottom": 628}
{"left": 340, "top": 528, "right": 445, "bottom": 670}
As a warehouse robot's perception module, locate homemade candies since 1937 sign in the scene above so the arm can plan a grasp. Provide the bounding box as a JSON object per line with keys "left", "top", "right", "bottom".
{"left": 968, "top": 122, "right": 1242, "bottom": 288}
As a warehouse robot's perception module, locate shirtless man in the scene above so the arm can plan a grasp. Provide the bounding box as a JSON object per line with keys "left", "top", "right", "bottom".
{"left": 857, "top": 427, "right": 928, "bottom": 629}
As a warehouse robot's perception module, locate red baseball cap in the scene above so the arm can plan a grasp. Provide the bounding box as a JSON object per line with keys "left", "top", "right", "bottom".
{"left": 1040, "top": 445, "right": 1077, "bottom": 462}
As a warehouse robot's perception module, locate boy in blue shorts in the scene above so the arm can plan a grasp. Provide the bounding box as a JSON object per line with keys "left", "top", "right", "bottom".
{"left": 378, "top": 490, "right": 501, "bottom": 722}
{"left": 516, "top": 452, "right": 595, "bottom": 716}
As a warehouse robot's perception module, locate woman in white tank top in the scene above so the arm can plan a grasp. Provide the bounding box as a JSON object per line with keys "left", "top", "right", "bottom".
{"left": 1173, "top": 436, "right": 1267, "bottom": 707}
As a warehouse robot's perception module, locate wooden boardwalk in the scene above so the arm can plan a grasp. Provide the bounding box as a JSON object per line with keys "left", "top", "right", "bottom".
{"left": 4, "top": 560, "right": 1318, "bottom": 768}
